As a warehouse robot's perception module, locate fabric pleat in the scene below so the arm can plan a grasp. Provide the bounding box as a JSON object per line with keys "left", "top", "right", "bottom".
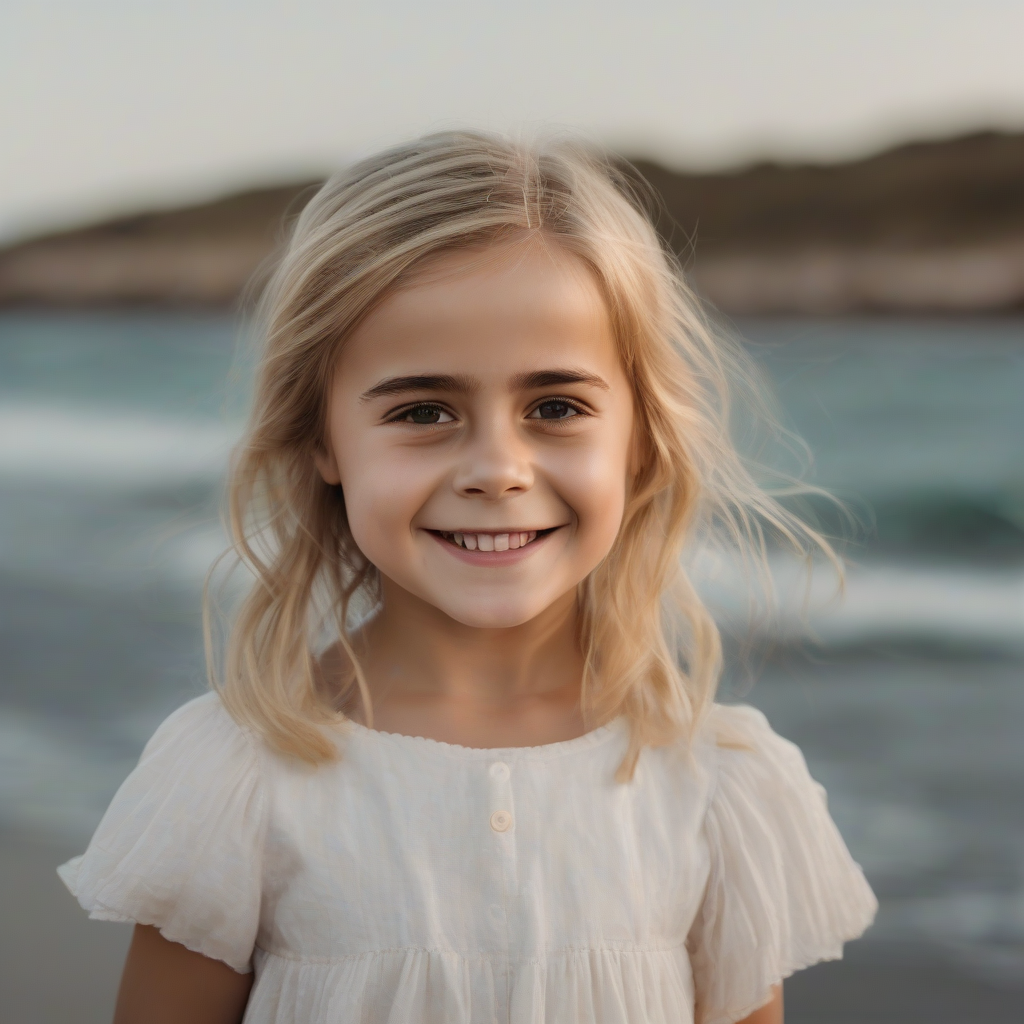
{"left": 688, "top": 705, "right": 878, "bottom": 1024}
{"left": 58, "top": 696, "right": 266, "bottom": 972}
{"left": 243, "top": 947, "right": 693, "bottom": 1024}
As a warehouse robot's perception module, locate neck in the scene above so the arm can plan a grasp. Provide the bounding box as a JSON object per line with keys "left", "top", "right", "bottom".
{"left": 347, "top": 581, "right": 586, "bottom": 745}
{"left": 364, "top": 580, "right": 582, "bottom": 703}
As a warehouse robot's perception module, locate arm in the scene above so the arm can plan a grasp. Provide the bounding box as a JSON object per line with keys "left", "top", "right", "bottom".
{"left": 733, "top": 985, "right": 783, "bottom": 1024}
{"left": 113, "top": 925, "right": 253, "bottom": 1024}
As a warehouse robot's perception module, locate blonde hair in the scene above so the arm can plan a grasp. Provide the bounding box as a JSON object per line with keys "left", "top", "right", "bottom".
{"left": 209, "top": 130, "right": 832, "bottom": 778}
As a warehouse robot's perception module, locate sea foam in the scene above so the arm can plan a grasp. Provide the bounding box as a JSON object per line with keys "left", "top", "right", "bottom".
{"left": 0, "top": 402, "right": 239, "bottom": 487}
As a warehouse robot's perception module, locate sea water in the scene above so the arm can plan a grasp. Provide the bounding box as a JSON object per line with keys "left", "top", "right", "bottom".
{"left": 1, "top": 310, "right": 1022, "bottom": 987}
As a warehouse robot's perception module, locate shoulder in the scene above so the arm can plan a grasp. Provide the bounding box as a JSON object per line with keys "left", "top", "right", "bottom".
{"left": 59, "top": 691, "right": 268, "bottom": 972}
{"left": 148, "top": 689, "right": 242, "bottom": 734}
{"left": 700, "top": 702, "right": 811, "bottom": 785}
{"left": 695, "top": 702, "right": 838, "bottom": 849}
{"left": 137, "top": 691, "right": 261, "bottom": 778}
{"left": 704, "top": 702, "right": 792, "bottom": 749}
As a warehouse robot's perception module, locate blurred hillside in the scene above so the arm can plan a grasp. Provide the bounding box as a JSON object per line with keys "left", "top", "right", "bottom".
{"left": 2, "top": 131, "right": 1024, "bottom": 314}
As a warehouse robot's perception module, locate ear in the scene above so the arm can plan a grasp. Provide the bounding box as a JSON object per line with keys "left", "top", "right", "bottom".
{"left": 313, "top": 445, "right": 342, "bottom": 486}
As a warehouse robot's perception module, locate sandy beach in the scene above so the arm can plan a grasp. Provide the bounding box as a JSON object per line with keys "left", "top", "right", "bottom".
{"left": 1, "top": 831, "right": 130, "bottom": 1024}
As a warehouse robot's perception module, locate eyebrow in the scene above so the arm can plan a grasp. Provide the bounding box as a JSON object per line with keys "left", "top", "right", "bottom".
{"left": 360, "top": 367, "right": 610, "bottom": 402}
{"left": 510, "top": 368, "right": 610, "bottom": 392}
{"left": 360, "top": 374, "right": 476, "bottom": 401}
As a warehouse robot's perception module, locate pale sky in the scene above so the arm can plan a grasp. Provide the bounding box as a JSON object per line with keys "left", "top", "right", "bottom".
{"left": 3, "top": 0, "right": 1024, "bottom": 242}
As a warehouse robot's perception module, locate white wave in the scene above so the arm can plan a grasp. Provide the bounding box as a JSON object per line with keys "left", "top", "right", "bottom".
{"left": 156, "top": 522, "right": 259, "bottom": 594}
{"left": 696, "top": 552, "right": 1024, "bottom": 651}
{"left": 0, "top": 402, "right": 240, "bottom": 486}
{"left": 789, "top": 562, "right": 1024, "bottom": 649}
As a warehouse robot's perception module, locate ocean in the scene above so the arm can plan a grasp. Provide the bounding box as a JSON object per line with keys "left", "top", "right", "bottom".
{"left": 1, "top": 310, "right": 1022, "bottom": 1021}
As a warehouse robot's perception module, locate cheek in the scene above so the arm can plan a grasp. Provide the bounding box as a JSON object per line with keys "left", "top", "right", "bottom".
{"left": 552, "top": 430, "right": 631, "bottom": 550}
{"left": 334, "top": 436, "right": 437, "bottom": 559}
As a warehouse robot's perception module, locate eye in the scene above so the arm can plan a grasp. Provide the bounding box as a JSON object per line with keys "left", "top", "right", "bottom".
{"left": 395, "top": 404, "right": 454, "bottom": 425}
{"left": 528, "top": 399, "right": 582, "bottom": 421}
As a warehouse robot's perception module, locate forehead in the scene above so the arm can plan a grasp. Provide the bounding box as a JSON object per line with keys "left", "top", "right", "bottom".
{"left": 337, "top": 233, "right": 618, "bottom": 381}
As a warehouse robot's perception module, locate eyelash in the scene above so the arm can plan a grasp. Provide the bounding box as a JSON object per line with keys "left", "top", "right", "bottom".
{"left": 384, "top": 397, "right": 591, "bottom": 424}
{"left": 385, "top": 403, "right": 453, "bottom": 425}
{"left": 526, "top": 397, "right": 589, "bottom": 421}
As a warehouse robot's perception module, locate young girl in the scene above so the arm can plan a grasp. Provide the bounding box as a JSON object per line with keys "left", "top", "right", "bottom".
{"left": 60, "top": 132, "right": 876, "bottom": 1024}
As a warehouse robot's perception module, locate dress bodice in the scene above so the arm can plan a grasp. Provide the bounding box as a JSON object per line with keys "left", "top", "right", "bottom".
{"left": 60, "top": 694, "right": 876, "bottom": 1024}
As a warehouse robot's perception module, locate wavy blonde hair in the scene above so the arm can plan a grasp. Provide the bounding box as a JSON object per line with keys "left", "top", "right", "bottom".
{"left": 209, "top": 130, "right": 831, "bottom": 778}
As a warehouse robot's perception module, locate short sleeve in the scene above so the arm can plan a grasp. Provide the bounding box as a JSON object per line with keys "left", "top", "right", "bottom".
{"left": 688, "top": 704, "right": 877, "bottom": 1024}
{"left": 57, "top": 692, "right": 266, "bottom": 973}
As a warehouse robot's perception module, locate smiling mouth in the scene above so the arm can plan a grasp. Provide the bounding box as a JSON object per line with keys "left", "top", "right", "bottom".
{"left": 430, "top": 527, "right": 559, "bottom": 552}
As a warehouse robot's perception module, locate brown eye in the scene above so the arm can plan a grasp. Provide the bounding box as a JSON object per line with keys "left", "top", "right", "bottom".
{"left": 530, "top": 400, "right": 580, "bottom": 420}
{"left": 401, "top": 404, "right": 453, "bottom": 424}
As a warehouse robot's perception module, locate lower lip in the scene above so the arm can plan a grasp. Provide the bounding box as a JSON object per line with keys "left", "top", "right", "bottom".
{"left": 426, "top": 529, "right": 558, "bottom": 567}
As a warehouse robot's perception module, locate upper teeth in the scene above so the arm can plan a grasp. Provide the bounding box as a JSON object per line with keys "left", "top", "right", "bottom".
{"left": 443, "top": 531, "right": 538, "bottom": 551}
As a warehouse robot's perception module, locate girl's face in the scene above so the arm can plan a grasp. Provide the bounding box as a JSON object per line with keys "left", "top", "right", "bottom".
{"left": 316, "top": 232, "right": 635, "bottom": 629}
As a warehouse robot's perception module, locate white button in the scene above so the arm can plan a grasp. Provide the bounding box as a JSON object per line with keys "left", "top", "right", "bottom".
{"left": 490, "top": 809, "right": 513, "bottom": 832}
{"left": 489, "top": 761, "right": 509, "bottom": 780}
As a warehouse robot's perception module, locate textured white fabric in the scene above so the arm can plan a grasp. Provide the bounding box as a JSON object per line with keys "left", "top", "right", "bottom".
{"left": 59, "top": 693, "right": 876, "bottom": 1024}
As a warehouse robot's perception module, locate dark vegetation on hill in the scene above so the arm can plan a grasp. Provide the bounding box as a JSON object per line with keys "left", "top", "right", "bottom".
{"left": 633, "top": 130, "right": 1024, "bottom": 252}
{"left": 2, "top": 131, "right": 1023, "bottom": 313}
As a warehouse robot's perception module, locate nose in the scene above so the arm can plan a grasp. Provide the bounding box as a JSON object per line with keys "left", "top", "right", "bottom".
{"left": 452, "top": 422, "right": 534, "bottom": 499}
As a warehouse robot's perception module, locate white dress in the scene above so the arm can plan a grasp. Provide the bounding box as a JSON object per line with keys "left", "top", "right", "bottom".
{"left": 59, "top": 692, "right": 876, "bottom": 1024}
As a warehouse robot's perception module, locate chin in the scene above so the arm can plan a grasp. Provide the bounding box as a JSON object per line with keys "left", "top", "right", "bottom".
{"left": 438, "top": 596, "right": 548, "bottom": 631}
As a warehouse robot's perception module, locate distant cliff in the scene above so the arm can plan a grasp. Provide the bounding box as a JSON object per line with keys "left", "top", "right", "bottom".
{"left": 0, "top": 184, "right": 318, "bottom": 309}
{"left": 632, "top": 130, "right": 1024, "bottom": 313}
{"left": 2, "top": 131, "right": 1023, "bottom": 314}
